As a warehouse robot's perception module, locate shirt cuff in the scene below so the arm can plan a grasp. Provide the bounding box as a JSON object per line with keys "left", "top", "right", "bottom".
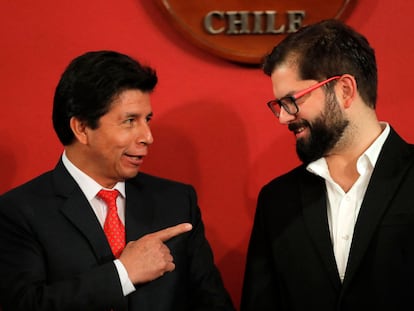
{"left": 114, "top": 259, "right": 136, "bottom": 296}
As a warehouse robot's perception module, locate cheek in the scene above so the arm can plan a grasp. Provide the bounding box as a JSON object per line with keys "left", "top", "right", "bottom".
{"left": 114, "top": 135, "right": 136, "bottom": 151}
{"left": 302, "top": 100, "right": 328, "bottom": 120}
{"left": 103, "top": 131, "right": 132, "bottom": 148}
{"left": 88, "top": 136, "right": 121, "bottom": 160}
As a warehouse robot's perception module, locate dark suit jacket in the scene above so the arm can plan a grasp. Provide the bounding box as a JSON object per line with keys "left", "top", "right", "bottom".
{"left": 241, "top": 127, "right": 414, "bottom": 311}
{"left": 0, "top": 160, "right": 235, "bottom": 311}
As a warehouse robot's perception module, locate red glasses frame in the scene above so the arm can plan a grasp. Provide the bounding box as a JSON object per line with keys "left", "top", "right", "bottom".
{"left": 267, "top": 76, "right": 341, "bottom": 118}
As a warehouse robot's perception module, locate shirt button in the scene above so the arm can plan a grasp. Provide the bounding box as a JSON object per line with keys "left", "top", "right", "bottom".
{"left": 342, "top": 235, "right": 349, "bottom": 240}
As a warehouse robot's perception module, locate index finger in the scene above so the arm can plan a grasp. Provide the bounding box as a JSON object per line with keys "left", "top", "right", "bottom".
{"left": 152, "top": 223, "right": 193, "bottom": 242}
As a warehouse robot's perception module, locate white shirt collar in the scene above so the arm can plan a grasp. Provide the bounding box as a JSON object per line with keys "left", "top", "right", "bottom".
{"left": 61, "top": 151, "right": 126, "bottom": 200}
{"left": 363, "top": 122, "right": 390, "bottom": 168}
{"left": 307, "top": 122, "right": 390, "bottom": 177}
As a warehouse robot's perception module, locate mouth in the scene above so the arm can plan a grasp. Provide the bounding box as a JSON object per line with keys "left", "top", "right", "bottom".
{"left": 126, "top": 154, "right": 144, "bottom": 159}
{"left": 292, "top": 126, "right": 306, "bottom": 135}
{"left": 288, "top": 121, "right": 309, "bottom": 138}
{"left": 124, "top": 153, "right": 146, "bottom": 165}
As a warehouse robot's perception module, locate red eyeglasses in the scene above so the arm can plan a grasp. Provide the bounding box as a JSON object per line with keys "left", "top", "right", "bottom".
{"left": 267, "top": 76, "right": 341, "bottom": 118}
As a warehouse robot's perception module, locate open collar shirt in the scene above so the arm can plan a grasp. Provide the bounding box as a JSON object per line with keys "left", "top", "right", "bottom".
{"left": 306, "top": 122, "right": 390, "bottom": 282}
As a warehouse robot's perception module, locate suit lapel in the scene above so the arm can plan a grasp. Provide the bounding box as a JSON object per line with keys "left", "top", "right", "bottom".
{"left": 52, "top": 160, "right": 114, "bottom": 263}
{"left": 52, "top": 161, "right": 157, "bottom": 262}
{"left": 60, "top": 193, "right": 114, "bottom": 262}
{"left": 343, "top": 128, "right": 414, "bottom": 288}
{"left": 300, "top": 169, "right": 342, "bottom": 290}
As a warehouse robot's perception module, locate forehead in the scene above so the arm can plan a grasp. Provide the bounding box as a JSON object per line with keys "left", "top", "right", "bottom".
{"left": 270, "top": 63, "right": 302, "bottom": 97}
{"left": 109, "top": 89, "right": 152, "bottom": 112}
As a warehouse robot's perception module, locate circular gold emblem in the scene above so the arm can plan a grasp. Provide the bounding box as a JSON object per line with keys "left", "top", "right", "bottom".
{"left": 155, "top": 0, "right": 355, "bottom": 64}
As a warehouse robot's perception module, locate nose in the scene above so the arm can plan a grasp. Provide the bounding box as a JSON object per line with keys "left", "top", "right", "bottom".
{"left": 278, "top": 107, "right": 296, "bottom": 125}
{"left": 138, "top": 123, "right": 154, "bottom": 146}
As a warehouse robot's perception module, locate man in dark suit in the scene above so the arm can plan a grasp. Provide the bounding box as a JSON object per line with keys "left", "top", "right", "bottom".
{"left": 0, "top": 51, "right": 235, "bottom": 311}
{"left": 241, "top": 19, "right": 414, "bottom": 311}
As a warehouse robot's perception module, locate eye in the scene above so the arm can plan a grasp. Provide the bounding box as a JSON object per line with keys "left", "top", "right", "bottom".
{"left": 122, "top": 117, "right": 136, "bottom": 126}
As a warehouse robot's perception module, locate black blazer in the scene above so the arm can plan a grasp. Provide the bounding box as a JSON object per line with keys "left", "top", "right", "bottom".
{"left": 0, "top": 160, "right": 235, "bottom": 311}
{"left": 241, "top": 127, "right": 414, "bottom": 311}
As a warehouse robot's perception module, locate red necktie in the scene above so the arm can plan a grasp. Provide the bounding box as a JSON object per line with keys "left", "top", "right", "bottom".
{"left": 97, "top": 189, "right": 125, "bottom": 258}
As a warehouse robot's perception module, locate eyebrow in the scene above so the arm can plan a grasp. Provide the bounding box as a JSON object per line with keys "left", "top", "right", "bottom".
{"left": 277, "top": 90, "right": 297, "bottom": 100}
{"left": 123, "top": 112, "right": 153, "bottom": 118}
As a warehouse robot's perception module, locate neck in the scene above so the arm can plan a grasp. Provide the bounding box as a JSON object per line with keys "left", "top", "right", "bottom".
{"left": 325, "top": 120, "right": 383, "bottom": 192}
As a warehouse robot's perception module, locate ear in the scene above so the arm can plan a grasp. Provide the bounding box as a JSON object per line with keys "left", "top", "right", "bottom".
{"left": 337, "top": 74, "right": 357, "bottom": 109}
{"left": 69, "top": 117, "right": 89, "bottom": 145}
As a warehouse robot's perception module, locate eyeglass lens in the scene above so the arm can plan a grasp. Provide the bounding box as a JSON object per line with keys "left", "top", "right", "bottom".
{"left": 268, "top": 97, "right": 297, "bottom": 117}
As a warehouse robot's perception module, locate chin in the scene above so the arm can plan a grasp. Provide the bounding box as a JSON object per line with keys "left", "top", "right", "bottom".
{"left": 118, "top": 170, "right": 140, "bottom": 181}
{"left": 126, "top": 170, "right": 140, "bottom": 178}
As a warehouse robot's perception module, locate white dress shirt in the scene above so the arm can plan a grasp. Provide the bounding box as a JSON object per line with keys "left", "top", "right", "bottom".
{"left": 307, "top": 122, "right": 390, "bottom": 281}
{"left": 61, "top": 151, "right": 135, "bottom": 295}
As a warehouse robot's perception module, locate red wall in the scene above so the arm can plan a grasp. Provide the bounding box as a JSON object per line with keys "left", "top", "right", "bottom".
{"left": 1, "top": 0, "right": 413, "bottom": 307}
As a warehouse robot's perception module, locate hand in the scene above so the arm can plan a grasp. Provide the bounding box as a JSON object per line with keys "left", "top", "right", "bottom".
{"left": 119, "top": 223, "right": 192, "bottom": 284}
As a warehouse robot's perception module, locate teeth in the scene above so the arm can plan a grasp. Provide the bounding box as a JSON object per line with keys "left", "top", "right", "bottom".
{"left": 126, "top": 155, "right": 143, "bottom": 159}
{"left": 294, "top": 127, "right": 305, "bottom": 135}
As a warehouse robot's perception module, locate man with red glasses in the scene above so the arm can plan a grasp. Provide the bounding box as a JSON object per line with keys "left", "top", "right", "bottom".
{"left": 241, "top": 19, "right": 414, "bottom": 311}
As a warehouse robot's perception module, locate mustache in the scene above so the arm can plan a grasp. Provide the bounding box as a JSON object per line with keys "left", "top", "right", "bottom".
{"left": 288, "top": 120, "right": 310, "bottom": 132}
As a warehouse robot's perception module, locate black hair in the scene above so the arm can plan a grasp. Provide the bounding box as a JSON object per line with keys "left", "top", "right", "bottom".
{"left": 53, "top": 50, "right": 158, "bottom": 145}
{"left": 263, "top": 19, "right": 377, "bottom": 108}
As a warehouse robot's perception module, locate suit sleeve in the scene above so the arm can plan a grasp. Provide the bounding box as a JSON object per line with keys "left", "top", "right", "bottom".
{"left": 240, "top": 186, "right": 282, "bottom": 311}
{"left": 185, "top": 186, "right": 236, "bottom": 311}
{"left": 0, "top": 194, "right": 126, "bottom": 311}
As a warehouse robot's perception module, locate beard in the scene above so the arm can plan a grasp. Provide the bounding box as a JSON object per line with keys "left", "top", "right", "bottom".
{"left": 291, "top": 95, "right": 349, "bottom": 164}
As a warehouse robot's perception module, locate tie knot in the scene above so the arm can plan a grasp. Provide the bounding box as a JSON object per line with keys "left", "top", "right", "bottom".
{"left": 97, "top": 189, "right": 119, "bottom": 206}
